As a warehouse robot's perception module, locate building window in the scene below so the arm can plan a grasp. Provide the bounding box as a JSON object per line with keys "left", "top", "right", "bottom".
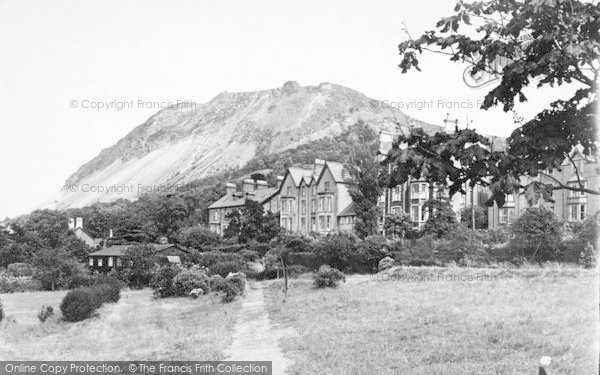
{"left": 506, "top": 194, "right": 514, "bottom": 202}
{"left": 88, "top": 257, "right": 93, "bottom": 266}
{"left": 108, "top": 257, "right": 113, "bottom": 267}
{"left": 311, "top": 217, "right": 316, "bottom": 231}
{"left": 281, "top": 218, "right": 287, "bottom": 229}
{"left": 98, "top": 258, "right": 103, "bottom": 267}
{"left": 301, "top": 200, "right": 306, "bottom": 214}
{"left": 212, "top": 210, "right": 219, "bottom": 221}
{"left": 311, "top": 185, "right": 317, "bottom": 195}
{"left": 499, "top": 207, "right": 515, "bottom": 224}
{"left": 324, "top": 181, "right": 331, "bottom": 192}
{"left": 282, "top": 201, "right": 288, "bottom": 214}
{"left": 325, "top": 197, "right": 332, "bottom": 212}
{"left": 326, "top": 216, "right": 331, "bottom": 229}
{"left": 116, "top": 258, "right": 122, "bottom": 267}
{"left": 568, "top": 203, "right": 586, "bottom": 221}
{"left": 392, "top": 186, "right": 401, "bottom": 201}
{"left": 301, "top": 186, "right": 306, "bottom": 196}
{"left": 287, "top": 186, "right": 292, "bottom": 196}
{"left": 410, "top": 205, "right": 419, "bottom": 222}
{"left": 568, "top": 181, "right": 587, "bottom": 196}
{"left": 318, "top": 197, "right": 324, "bottom": 211}
{"left": 301, "top": 218, "right": 306, "bottom": 231}
{"left": 288, "top": 218, "right": 293, "bottom": 230}
{"left": 319, "top": 216, "right": 325, "bottom": 230}
{"left": 311, "top": 199, "right": 316, "bottom": 213}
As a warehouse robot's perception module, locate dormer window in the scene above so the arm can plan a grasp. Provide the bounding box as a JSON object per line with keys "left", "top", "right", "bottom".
{"left": 287, "top": 186, "right": 292, "bottom": 196}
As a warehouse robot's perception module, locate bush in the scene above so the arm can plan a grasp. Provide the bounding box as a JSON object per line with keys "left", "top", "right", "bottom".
{"left": 209, "top": 260, "right": 244, "bottom": 277}
{"left": 219, "top": 280, "right": 241, "bottom": 303}
{"left": 60, "top": 289, "right": 95, "bottom": 322}
{"left": 378, "top": 256, "right": 395, "bottom": 272}
{"left": 60, "top": 282, "right": 121, "bottom": 322}
{"left": 313, "top": 265, "right": 346, "bottom": 288}
{"left": 176, "top": 226, "right": 220, "bottom": 249}
{"left": 510, "top": 207, "right": 563, "bottom": 261}
{"left": 225, "top": 272, "right": 246, "bottom": 295}
{"left": 351, "top": 236, "right": 389, "bottom": 273}
{"left": 574, "top": 212, "right": 600, "bottom": 247}
{"left": 312, "top": 233, "right": 356, "bottom": 271}
{"left": 579, "top": 242, "right": 597, "bottom": 269}
{"left": 287, "top": 252, "right": 319, "bottom": 269}
{"left": 209, "top": 274, "right": 227, "bottom": 292}
{"left": 173, "top": 270, "right": 210, "bottom": 297}
{"left": 150, "top": 264, "right": 182, "bottom": 298}
{"left": 37, "top": 306, "right": 54, "bottom": 323}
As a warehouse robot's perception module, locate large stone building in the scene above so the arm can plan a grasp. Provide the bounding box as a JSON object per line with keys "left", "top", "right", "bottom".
{"left": 488, "top": 148, "right": 599, "bottom": 229}
{"left": 278, "top": 159, "right": 356, "bottom": 234}
{"left": 208, "top": 179, "right": 280, "bottom": 235}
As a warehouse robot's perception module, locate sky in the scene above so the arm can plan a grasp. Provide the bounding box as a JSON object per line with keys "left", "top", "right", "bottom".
{"left": 0, "top": 0, "right": 573, "bottom": 218}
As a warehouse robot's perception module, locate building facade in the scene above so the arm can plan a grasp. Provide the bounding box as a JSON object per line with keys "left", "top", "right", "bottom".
{"left": 488, "top": 149, "right": 600, "bottom": 229}
{"left": 279, "top": 159, "right": 357, "bottom": 234}
{"left": 208, "top": 178, "right": 280, "bottom": 235}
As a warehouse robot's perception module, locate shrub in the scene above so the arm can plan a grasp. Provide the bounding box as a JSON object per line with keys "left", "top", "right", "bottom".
{"left": 574, "top": 212, "right": 600, "bottom": 247}
{"left": 219, "top": 280, "right": 241, "bottom": 303}
{"left": 434, "top": 226, "right": 491, "bottom": 266}
{"left": 173, "top": 270, "right": 210, "bottom": 296}
{"left": 351, "top": 236, "right": 389, "bottom": 273}
{"left": 150, "top": 264, "right": 182, "bottom": 298}
{"left": 117, "top": 244, "right": 156, "bottom": 289}
{"left": 209, "top": 274, "right": 227, "bottom": 292}
{"left": 60, "top": 282, "right": 121, "bottom": 322}
{"left": 287, "top": 252, "right": 319, "bottom": 269}
{"left": 510, "top": 207, "right": 563, "bottom": 261}
{"left": 579, "top": 242, "right": 597, "bottom": 269}
{"left": 176, "top": 226, "right": 220, "bottom": 249}
{"left": 225, "top": 272, "right": 247, "bottom": 295}
{"left": 313, "top": 265, "right": 346, "bottom": 288}
{"left": 61, "top": 289, "right": 95, "bottom": 322}
{"left": 37, "top": 306, "right": 54, "bottom": 323}
{"left": 312, "top": 233, "right": 356, "bottom": 271}
{"left": 209, "top": 260, "right": 244, "bottom": 277}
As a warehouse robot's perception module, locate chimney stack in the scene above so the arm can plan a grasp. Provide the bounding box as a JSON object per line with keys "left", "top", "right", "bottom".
{"left": 226, "top": 182, "right": 236, "bottom": 196}
{"left": 68, "top": 218, "right": 75, "bottom": 230}
{"left": 276, "top": 175, "right": 284, "bottom": 189}
{"left": 75, "top": 217, "right": 83, "bottom": 229}
{"left": 242, "top": 179, "right": 267, "bottom": 193}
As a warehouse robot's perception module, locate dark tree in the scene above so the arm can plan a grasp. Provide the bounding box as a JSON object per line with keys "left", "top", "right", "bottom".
{"left": 394, "top": 0, "right": 599, "bottom": 204}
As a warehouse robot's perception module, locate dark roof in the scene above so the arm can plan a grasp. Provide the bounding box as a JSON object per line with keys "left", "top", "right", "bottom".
{"left": 88, "top": 243, "right": 184, "bottom": 257}
{"left": 208, "top": 187, "right": 279, "bottom": 209}
{"left": 338, "top": 202, "right": 356, "bottom": 217}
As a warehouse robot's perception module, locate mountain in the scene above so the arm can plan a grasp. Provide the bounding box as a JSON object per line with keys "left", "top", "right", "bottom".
{"left": 50, "top": 81, "right": 441, "bottom": 209}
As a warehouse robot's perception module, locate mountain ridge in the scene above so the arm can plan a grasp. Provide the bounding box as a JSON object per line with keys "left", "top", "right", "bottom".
{"left": 51, "top": 81, "right": 442, "bottom": 209}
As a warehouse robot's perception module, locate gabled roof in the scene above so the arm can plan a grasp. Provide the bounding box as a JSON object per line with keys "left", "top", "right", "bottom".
{"left": 338, "top": 202, "right": 356, "bottom": 217}
{"left": 89, "top": 243, "right": 186, "bottom": 257}
{"left": 315, "top": 161, "right": 352, "bottom": 185}
{"left": 208, "top": 187, "right": 279, "bottom": 209}
{"left": 287, "top": 167, "right": 314, "bottom": 187}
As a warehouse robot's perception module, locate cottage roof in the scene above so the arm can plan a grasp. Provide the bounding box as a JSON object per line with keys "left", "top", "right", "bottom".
{"left": 208, "top": 187, "right": 279, "bottom": 209}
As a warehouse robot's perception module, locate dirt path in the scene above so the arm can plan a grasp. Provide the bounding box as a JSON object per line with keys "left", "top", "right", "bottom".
{"left": 225, "top": 282, "right": 291, "bottom": 375}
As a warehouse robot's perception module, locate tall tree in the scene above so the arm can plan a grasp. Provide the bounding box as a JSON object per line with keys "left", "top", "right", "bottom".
{"left": 346, "top": 122, "right": 384, "bottom": 238}
{"left": 394, "top": 0, "right": 599, "bottom": 204}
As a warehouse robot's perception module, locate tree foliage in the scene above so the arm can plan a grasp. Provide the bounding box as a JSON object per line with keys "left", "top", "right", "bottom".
{"left": 346, "top": 121, "right": 384, "bottom": 238}
{"left": 422, "top": 198, "right": 459, "bottom": 238}
{"left": 394, "top": 0, "right": 599, "bottom": 203}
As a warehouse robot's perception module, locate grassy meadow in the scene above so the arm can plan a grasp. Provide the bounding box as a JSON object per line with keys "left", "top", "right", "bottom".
{"left": 265, "top": 266, "right": 599, "bottom": 375}
{"left": 0, "top": 288, "right": 240, "bottom": 360}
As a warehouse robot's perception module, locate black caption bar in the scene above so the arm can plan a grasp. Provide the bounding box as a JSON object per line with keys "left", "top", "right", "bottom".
{"left": 0, "top": 362, "right": 272, "bottom": 375}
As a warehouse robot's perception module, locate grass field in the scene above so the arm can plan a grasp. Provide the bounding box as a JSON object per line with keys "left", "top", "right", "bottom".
{"left": 265, "top": 266, "right": 599, "bottom": 375}
{"left": 0, "top": 288, "right": 240, "bottom": 360}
